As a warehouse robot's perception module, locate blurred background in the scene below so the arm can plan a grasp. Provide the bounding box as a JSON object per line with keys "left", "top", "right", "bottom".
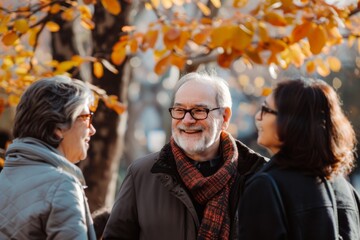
{"left": 1, "top": 0, "right": 360, "bottom": 212}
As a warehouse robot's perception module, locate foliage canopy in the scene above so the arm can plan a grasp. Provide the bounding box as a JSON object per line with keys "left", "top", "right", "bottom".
{"left": 0, "top": 0, "right": 360, "bottom": 115}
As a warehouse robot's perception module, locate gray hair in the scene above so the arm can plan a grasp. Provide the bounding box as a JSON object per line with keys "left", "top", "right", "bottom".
{"left": 13, "top": 76, "right": 92, "bottom": 148}
{"left": 171, "top": 72, "right": 232, "bottom": 108}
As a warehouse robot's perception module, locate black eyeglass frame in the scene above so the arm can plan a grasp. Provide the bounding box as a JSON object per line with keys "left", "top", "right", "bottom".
{"left": 260, "top": 105, "right": 278, "bottom": 120}
{"left": 77, "top": 112, "right": 94, "bottom": 128}
{"left": 168, "top": 107, "right": 221, "bottom": 120}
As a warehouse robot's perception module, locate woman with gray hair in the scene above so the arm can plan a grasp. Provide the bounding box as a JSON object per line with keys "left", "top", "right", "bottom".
{"left": 0, "top": 76, "right": 97, "bottom": 239}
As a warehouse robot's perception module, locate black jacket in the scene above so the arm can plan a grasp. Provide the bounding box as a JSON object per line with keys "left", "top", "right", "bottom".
{"left": 103, "top": 139, "right": 266, "bottom": 240}
{"left": 238, "top": 159, "right": 360, "bottom": 240}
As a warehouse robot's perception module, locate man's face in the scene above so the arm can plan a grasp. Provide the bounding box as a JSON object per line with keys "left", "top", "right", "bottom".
{"left": 171, "top": 80, "right": 229, "bottom": 160}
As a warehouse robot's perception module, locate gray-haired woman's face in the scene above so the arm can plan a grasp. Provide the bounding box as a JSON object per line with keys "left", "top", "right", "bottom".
{"left": 55, "top": 103, "right": 96, "bottom": 163}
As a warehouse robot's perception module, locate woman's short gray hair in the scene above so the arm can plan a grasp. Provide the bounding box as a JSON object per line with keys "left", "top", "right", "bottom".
{"left": 171, "top": 72, "right": 232, "bottom": 108}
{"left": 13, "top": 76, "right": 92, "bottom": 148}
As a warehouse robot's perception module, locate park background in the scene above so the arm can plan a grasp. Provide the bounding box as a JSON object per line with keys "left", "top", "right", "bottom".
{"left": 1, "top": 0, "right": 360, "bottom": 212}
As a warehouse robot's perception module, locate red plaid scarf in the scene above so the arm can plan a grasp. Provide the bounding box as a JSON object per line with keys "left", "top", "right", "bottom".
{"left": 171, "top": 131, "right": 238, "bottom": 240}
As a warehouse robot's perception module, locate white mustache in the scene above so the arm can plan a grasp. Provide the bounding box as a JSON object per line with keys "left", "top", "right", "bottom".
{"left": 178, "top": 125, "right": 203, "bottom": 131}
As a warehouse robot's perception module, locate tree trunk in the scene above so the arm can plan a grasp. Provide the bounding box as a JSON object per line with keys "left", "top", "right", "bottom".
{"left": 81, "top": 0, "right": 132, "bottom": 212}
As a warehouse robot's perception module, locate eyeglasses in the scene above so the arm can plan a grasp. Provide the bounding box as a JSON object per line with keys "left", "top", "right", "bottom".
{"left": 260, "top": 105, "right": 278, "bottom": 120}
{"left": 168, "top": 107, "right": 221, "bottom": 120}
{"left": 77, "top": 112, "right": 94, "bottom": 128}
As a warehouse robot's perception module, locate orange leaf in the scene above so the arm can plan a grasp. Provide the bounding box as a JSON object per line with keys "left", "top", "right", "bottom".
{"left": 50, "top": 3, "right": 61, "bottom": 14}
{"left": 306, "top": 60, "right": 316, "bottom": 73}
{"left": 46, "top": 21, "right": 60, "bottom": 32}
{"left": 245, "top": 49, "right": 263, "bottom": 64}
{"left": 61, "top": 8, "right": 74, "bottom": 21}
{"left": 264, "top": 11, "right": 287, "bottom": 27}
{"left": 14, "top": 19, "right": 29, "bottom": 34}
{"left": 217, "top": 52, "right": 234, "bottom": 68}
{"left": 142, "top": 29, "right": 158, "bottom": 50}
{"left": 261, "top": 87, "right": 272, "bottom": 96}
{"left": 154, "top": 54, "right": 171, "bottom": 75}
{"left": 308, "top": 24, "right": 327, "bottom": 55}
{"left": 56, "top": 61, "right": 77, "bottom": 73}
{"left": 233, "top": 0, "right": 248, "bottom": 8}
{"left": 327, "top": 56, "right": 341, "bottom": 72}
{"left": 193, "top": 28, "right": 212, "bottom": 45}
{"left": 104, "top": 95, "right": 127, "bottom": 114}
{"left": 268, "top": 39, "right": 287, "bottom": 53}
{"left": 101, "top": 0, "right": 121, "bottom": 15}
{"left": 2, "top": 31, "right": 18, "bottom": 46}
{"left": 291, "top": 21, "right": 312, "bottom": 43}
{"left": 111, "top": 48, "right": 126, "bottom": 65}
{"left": 170, "top": 54, "right": 186, "bottom": 70}
{"left": 129, "top": 39, "right": 138, "bottom": 53}
{"left": 163, "top": 27, "right": 180, "bottom": 49}
{"left": 93, "top": 61, "right": 104, "bottom": 78}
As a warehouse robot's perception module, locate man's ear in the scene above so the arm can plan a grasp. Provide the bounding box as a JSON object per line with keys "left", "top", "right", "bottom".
{"left": 222, "top": 107, "right": 232, "bottom": 130}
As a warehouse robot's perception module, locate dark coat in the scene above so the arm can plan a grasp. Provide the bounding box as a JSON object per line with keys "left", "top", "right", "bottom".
{"left": 238, "top": 159, "right": 360, "bottom": 240}
{"left": 103, "top": 140, "right": 266, "bottom": 240}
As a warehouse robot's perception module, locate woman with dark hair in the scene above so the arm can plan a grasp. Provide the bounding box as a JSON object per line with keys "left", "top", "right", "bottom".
{"left": 0, "top": 76, "right": 97, "bottom": 239}
{"left": 238, "top": 78, "right": 360, "bottom": 239}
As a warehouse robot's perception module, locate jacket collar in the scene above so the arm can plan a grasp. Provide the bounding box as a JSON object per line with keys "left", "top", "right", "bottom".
{"left": 151, "top": 139, "right": 267, "bottom": 176}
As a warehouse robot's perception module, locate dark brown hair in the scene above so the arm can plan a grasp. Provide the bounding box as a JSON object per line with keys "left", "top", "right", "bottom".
{"left": 274, "top": 78, "right": 356, "bottom": 178}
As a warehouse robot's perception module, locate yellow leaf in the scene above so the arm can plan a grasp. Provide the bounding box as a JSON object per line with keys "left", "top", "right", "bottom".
{"left": 101, "top": 0, "right": 121, "bottom": 15}
{"left": 258, "top": 21, "right": 269, "bottom": 42}
{"left": 2, "top": 31, "right": 18, "bottom": 46}
{"left": 316, "top": 59, "right": 330, "bottom": 77}
{"left": 232, "top": 25, "right": 253, "bottom": 51}
{"left": 154, "top": 54, "right": 171, "bottom": 75}
{"left": 348, "top": 35, "right": 356, "bottom": 47}
{"left": 268, "top": 39, "right": 287, "bottom": 53}
{"left": 93, "top": 61, "right": 104, "bottom": 78}
{"left": 264, "top": 11, "right": 287, "bottom": 27}
{"left": 14, "top": 19, "right": 29, "bottom": 34}
{"left": 196, "top": 2, "right": 211, "bottom": 16}
{"left": 111, "top": 48, "right": 126, "bottom": 65}
{"left": 308, "top": 24, "right": 327, "bottom": 55}
{"left": 8, "top": 94, "right": 20, "bottom": 106}
{"left": 56, "top": 61, "right": 76, "bottom": 72}
{"left": 78, "top": 5, "right": 92, "bottom": 19}
{"left": 291, "top": 21, "right": 312, "bottom": 43}
{"left": 46, "top": 21, "right": 60, "bottom": 32}
{"left": 210, "top": 26, "right": 230, "bottom": 48}
{"left": 81, "top": 17, "right": 95, "bottom": 30}
{"left": 61, "top": 8, "right": 74, "bottom": 21}
{"left": 288, "top": 43, "right": 304, "bottom": 68}
{"left": 50, "top": 3, "right": 61, "bottom": 14}
{"left": 28, "top": 28, "right": 39, "bottom": 46}
{"left": 210, "top": 0, "right": 221, "bottom": 8}
{"left": 327, "top": 56, "right": 341, "bottom": 72}
{"left": 233, "top": 0, "right": 248, "bottom": 8}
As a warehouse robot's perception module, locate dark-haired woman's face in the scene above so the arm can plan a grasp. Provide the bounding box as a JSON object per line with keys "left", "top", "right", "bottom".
{"left": 255, "top": 94, "right": 282, "bottom": 155}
